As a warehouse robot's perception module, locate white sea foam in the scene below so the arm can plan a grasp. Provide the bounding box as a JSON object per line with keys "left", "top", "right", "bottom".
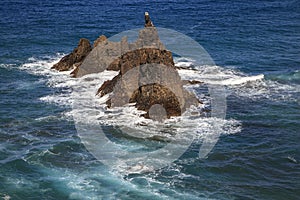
{"left": 20, "top": 54, "right": 76, "bottom": 90}
{"left": 21, "top": 55, "right": 297, "bottom": 135}
{"left": 20, "top": 54, "right": 65, "bottom": 76}
{"left": 22, "top": 54, "right": 297, "bottom": 110}
{"left": 176, "top": 59, "right": 299, "bottom": 103}
{"left": 20, "top": 55, "right": 246, "bottom": 174}
{"left": 177, "top": 65, "right": 264, "bottom": 85}
{"left": 0, "top": 63, "right": 18, "bottom": 70}
{"left": 40, "top": 94, "right": 74, "bottom": 106}
{"left": 26, "top": 164, "right": 207, "bottom": 200}
{"left": 220, "top": 74, "right": 264, "bottom": 85}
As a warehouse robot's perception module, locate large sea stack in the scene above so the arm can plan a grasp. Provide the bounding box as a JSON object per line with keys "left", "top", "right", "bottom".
{"left": 52, "top": 12, "right": 200, "bottom": 119}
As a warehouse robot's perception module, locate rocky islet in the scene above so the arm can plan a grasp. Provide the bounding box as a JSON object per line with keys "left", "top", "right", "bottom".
{"left": 52, "top": 12, "right": 201, "bottom": 119}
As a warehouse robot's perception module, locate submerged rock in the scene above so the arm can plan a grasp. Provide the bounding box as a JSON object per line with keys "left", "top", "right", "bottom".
{"left": 52, "top": 38, "right": 92, "bottom": 71}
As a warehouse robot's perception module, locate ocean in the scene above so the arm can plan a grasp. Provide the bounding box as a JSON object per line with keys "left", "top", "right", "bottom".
{"left": 0, "top": 0, "right": 299, "bottom": 199}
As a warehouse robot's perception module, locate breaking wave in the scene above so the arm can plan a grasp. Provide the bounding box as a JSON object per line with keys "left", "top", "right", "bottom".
{"left": 175, "top": 57, "right": 300, "bottom": 103}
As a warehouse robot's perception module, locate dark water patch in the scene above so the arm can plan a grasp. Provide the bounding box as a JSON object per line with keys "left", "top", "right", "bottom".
{"left": 0, "top": 159, "right": 70, "bottom": 200}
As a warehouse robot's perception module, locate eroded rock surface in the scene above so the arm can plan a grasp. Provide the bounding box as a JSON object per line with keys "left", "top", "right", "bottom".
{"left": 96, "top": 48, "right": 175, "bottom": 97}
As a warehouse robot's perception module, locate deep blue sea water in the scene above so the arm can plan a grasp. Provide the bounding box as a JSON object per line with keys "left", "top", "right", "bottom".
{"left": 0, "top": 0, "right": 299, "bottom": 199}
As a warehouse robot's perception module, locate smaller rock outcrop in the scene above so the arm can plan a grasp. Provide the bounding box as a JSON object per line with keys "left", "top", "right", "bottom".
{"left": 52, "top": 38, "right": 92, "bottom": 71}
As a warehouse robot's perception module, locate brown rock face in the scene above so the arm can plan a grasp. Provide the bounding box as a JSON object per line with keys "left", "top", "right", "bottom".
{"left": 129, "top": 83, "right": 181, "bottom": 118}
{"left": 52, "top": 38, "right": 92, "bottom": 71}
{"left": 119, "top": 48, "right": 174, "bottom": 75}
{"left": 96, "top": 48, "right": 175, "bottom": 97}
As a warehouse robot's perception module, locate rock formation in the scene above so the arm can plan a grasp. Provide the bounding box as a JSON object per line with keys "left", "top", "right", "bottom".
{"left": 52, "top": 38, "right": 92, "bottom": 71}
{"left": 52, "top": 12, "right": 201, "bottom": 120}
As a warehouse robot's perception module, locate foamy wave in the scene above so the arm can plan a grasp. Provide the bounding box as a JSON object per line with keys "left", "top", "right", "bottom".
{"left": 177, "top": 64, "right": 263, "bottom": 85}
{"left": 20, "top": 54, "right": 77, "bottom": 89}
{"left": 220, "top": 74, "right": 264, "bottom": 85}
{"left": 176, "top": 59, "right": 299, "bottom": 103}
{"left": 20, "top": 56, "right": 242, "bottom": 136}
{"left": 174, "top": 57, "right": 195, "bottom": 68}
{"left": 20, "top": 54, "right": 65, "bottom": 76}
{"left": 68, "top": 66, "right": 240, "bottom": 139}
{"left": 20, "top": 55, "right": 244, "bottom": 173}
{"left": 19, "top": 163, "right": 202, "bottom": 200}
{"left": 40, "top": 94, "right": 74, "bottom": 106}
{"left": 19, "top": 55, "right": 76, "bottom": 106}
{"left": 228, "top": 78, "right": 300, "bottom": 102}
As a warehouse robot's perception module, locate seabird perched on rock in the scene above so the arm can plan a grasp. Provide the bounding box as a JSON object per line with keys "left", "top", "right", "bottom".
{"left": 145, "top": 12, "right": 154, "bottom": 27}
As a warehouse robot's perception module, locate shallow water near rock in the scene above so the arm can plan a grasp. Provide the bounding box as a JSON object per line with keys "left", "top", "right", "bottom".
{"left": 1, "top": 1, "right": 300, "bottom": 199}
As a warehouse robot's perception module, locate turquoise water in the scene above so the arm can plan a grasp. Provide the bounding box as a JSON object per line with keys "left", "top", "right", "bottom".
{"left": 0, "top": 1, "right": 299, "bottom": 199}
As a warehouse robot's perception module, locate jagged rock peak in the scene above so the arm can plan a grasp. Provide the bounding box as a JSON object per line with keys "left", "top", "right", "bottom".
{"left": 51, "top": 38, "right": 92, "bottom": 71}
{"left": 93, "top": 35, "right": 107, "bottom": 48}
